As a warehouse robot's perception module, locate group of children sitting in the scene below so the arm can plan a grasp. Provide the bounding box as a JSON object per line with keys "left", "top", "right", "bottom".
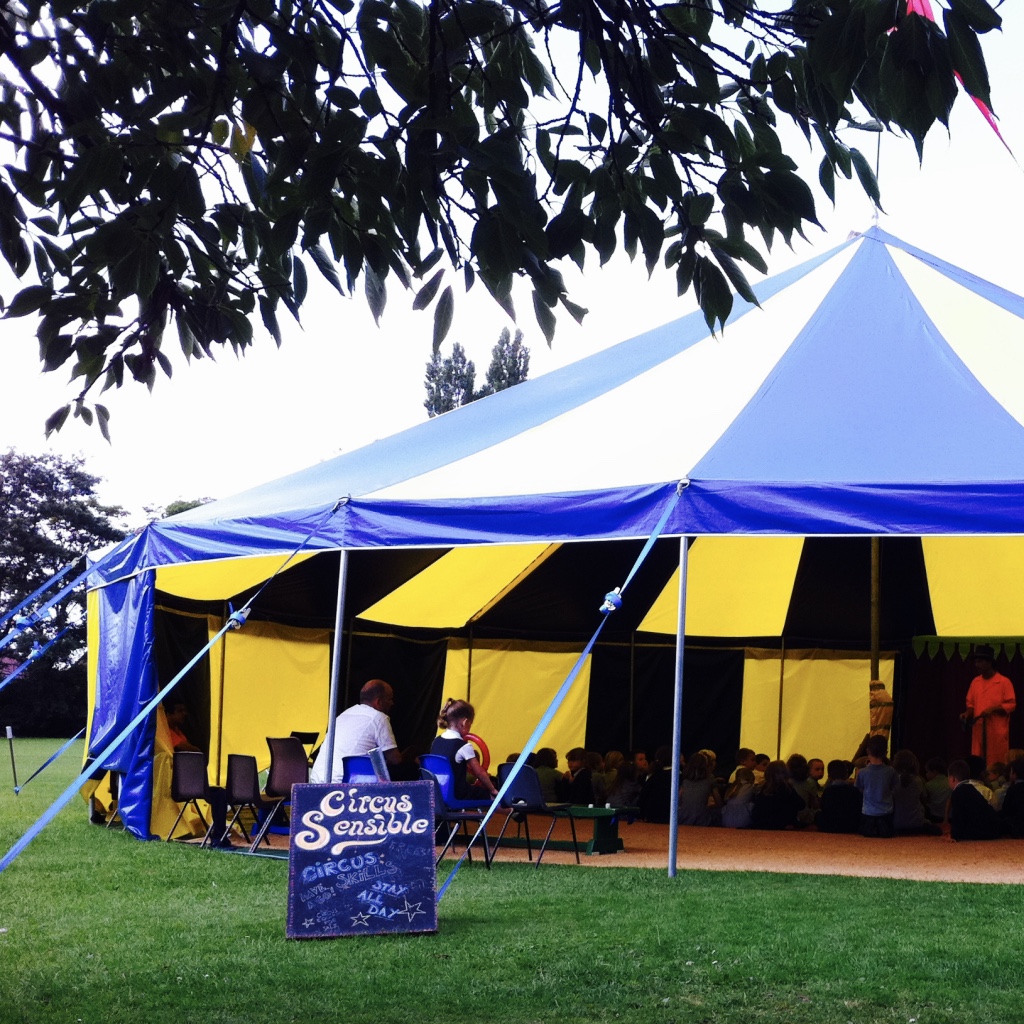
{"left": 523, "top": 740, "right": 1024, "bottom": 841}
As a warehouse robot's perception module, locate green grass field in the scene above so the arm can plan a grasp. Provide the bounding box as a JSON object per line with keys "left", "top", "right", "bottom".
{"left": 1, "top": 739, "right": 1022, "bottom": 1024}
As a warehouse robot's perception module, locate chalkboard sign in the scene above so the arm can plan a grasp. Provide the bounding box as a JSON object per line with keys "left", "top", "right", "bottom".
{"left": 286, "top": 780, "right": 438, "bottom": 938}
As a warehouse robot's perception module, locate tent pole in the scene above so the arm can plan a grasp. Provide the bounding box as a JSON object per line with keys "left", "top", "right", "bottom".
{"left": 668, "top": 536, "right": 689, "bottom": 878}
{"left": 776, "top": 640, "right": 785, "bottom": 761}
{"left": 323, "top": 549, "right": 350, "bottom": 783}
{"left": 467, "top": 623, "right": 474, "bottom": 704}
{"left": 214, "top": 601, "right": 229, "bottom": 786}
{"left": 628, "top": 631, "right": 636, "bottom": 753}
{"left": 870, "top": 537, "right": 881, "bottom": 680}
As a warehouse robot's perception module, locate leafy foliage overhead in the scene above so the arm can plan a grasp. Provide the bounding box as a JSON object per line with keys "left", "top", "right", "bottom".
{"left": 0, "top": 0, "right": 1002, "bottom": 433}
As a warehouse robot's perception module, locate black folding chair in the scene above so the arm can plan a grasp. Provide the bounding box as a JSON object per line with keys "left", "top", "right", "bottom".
{"left": 222, "top": 754, "right": 274, "bottom": 846}
{"left": 493, "top": 762, "right": 580, "bottom": 866}
{"left": 166, "top": 751, "right": 210, "bottom": 842}
{"left": 248, "top": 737, "right": 309, "bottom": 853}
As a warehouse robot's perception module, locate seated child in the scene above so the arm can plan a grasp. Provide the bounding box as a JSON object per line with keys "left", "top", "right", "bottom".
{"left": 533, "top": 748, "right": 562, "bottom": 803}
{"left": 999, "top": 757, "right": 1024, "bottom": 838}
{"left": 923, "top": 757, "right": 951, "bottom": 823}
{"left": 728, "top": 748, "right": 757, "bottom": 784}
{"left": 679, "top": 752, "right": 721, "bottom": 826}
{"left": 787, "top": 753, "right": 819, "bottom": 825}
{"left": 948, "top": 759, "right": 1002, "bottom": 841}
{"left": 807, "top": 758, "right": 825, "bottom": 798}
{"left": 753, "top": 753, "right": 770, "bottom": 787}
{"left": 721, "top": 767, "right": 756, "bottom": 828}
{"left": 855, "top": 734, "right": 896, "bottom": 838}
{"left": 751, "top": 761, "right": 804, "bottom": 830}
{"left": 988, "top": 761, "right": 1009, "bottom": 810}
{"left": 815, "top": 759, "right": 862, "bottom": 834}
{"left": 559, "top": 747, "right": 595, "bottom": 804}
{"left": 967, "top": 755, "right": 994, "bottom": 803}
{"left": 586, "top": 751, "right": 608, "bottom": 804}
{"left": 606, "top": 761, "right": 642, "bottom": 809}
{"left": 891, "top": 749, "right": 941, "bottom": 835}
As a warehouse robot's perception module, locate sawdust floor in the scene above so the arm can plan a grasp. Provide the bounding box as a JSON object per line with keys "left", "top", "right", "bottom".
{"left": 241, "top": 816, "right": 1024, "bottom": 884}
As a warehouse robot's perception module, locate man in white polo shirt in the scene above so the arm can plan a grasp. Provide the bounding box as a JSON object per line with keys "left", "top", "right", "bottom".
{"left": 310, "top": 678, "right": 401, "bottom": 783}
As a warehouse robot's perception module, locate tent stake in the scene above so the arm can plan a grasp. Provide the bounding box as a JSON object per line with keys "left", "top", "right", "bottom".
{"left": 668, "top": 536, "right": 689, "bottom": 878}
{"left": 323, "top": 549, "right": 350, "bottom": 782}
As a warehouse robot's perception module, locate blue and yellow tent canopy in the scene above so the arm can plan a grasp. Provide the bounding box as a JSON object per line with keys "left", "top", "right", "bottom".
{"left": 84, "top": 226, "right": 1024, "bottom": 839}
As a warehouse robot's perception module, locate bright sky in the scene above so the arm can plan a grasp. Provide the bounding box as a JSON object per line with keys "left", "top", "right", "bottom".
{"left": 1, "top": 8, "right": 1022, "bottom": 525}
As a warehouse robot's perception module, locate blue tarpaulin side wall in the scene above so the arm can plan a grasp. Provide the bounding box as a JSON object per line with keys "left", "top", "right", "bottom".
{"left": 91, "top": 572, "right": 158, "bottom": 840}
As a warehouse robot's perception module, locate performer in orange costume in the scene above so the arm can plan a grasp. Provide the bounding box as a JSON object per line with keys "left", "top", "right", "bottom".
{"left": 961, "top": 645, "right": 1016, "bottom": 764}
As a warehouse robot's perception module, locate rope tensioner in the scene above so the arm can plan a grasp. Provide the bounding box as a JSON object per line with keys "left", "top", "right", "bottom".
{"left": 599, "top": 587, "right": 622, "bottom": 615}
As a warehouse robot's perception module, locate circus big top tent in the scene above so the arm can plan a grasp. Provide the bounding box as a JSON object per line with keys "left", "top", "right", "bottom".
{"left": 83, "top": 225, "right": 1024, "bottom": 838}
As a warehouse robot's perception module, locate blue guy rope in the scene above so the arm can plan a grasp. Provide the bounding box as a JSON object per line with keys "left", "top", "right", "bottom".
{"left": 0, "top": 566, "right": 92, "bottom": 653}
{"left": 0, "top": 615, "right": 243, "bottom": 874}
{"left": 0, "top": 557, "right": 82, "bottom": 633}
{"left": 14, "top": 729, "right": 86, "bottom": 794}
{"left": 436, "top": 487, "right": 683, "bottom": 900}
{"left": 0, "top": 626, "right": 74, "bottom": 697}
{"left": 0, "top": 498, "right": 347, "bottom": 875}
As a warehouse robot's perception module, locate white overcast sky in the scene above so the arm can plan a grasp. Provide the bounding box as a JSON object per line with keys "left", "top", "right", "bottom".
{"left": 1, "top": 6, "right": 1022, "bottom": 524}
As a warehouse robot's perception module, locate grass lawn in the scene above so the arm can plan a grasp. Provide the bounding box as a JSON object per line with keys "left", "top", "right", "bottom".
{"left": 1, "top": 739, "right": 1022, "bottom": 1024}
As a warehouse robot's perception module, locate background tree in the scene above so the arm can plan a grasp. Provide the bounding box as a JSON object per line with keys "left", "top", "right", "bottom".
{"left": 0, "top": 450, "right": 126, "bottom": 736}
{"left": 477, "top": 328, "right": 531, "bottom": 399}
{"left": 0, "top": 1, "right": 1003, "bottom": 434}
{"left": 425, "top": 327, "right": 531, "bottom": 414}
{"left": 143, "top": 497, "right": 215, "bottom": 519}
{"left": 424, "top": 342, "right": 478, "bottom": 417}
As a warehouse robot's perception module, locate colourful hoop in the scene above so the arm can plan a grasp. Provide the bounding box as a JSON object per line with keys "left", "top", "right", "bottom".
{"left": 465, "top": 733, "right": 490, "bottom": 772}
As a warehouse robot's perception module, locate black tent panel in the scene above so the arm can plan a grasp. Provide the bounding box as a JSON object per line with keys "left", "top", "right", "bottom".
{"left": 784, "top": 537, "right": 935, "bottom": 647}
{"left": 478, "top": 538, "right": 680, "bottom": 637}
{"left": 153, "top": 607, "right": 212, "bottom": 753}
{"left": 588, "top": 644, "right": 743, "bottom": 764}
{"left": 232, "top": 548, "right": 449, "bottom": 629}
{"left": 345, "top": 630, "right": 448, "bottom": 757}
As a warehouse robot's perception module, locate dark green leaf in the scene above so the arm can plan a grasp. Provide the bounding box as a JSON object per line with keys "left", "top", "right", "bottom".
{"left": 44, "top": 405, "right": 70, "bottom": 437}
{"left": 96, "top": 404, "right": 111, "bottom": 443}
{"left": 943, "top": 10, "right": 991, "bottom": 106}
{"left": 308, "top": 243, "right": 345, "bottom": 295}
{"left": 849, "top": 148, "right": 882, "bottom": 209}
{"left": 413, "top": 269, "right": 444, "bottom": 311}
{"left": 532, "top": 290, "right": 556, "bottom": 345}
{"left": 365, "top": 265, "right": 386, "bottom": 325}
{"left": 4, "top": 285, "right": 52, "bottom": 319}
{"left": 432, "top": 286, "right": 454, "bottom": 353}
{"left": 948, "top": 0, "right": 1001, "bottom": 34}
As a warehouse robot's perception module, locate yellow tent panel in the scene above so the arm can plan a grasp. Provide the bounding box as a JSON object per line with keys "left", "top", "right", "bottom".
{"left": 442, "top": 640, "right": 590, "bottom": 767}
{"left": 155, "top": 553, "right": 316, "bottom": 601}
{"left": 210, "top": 618, "right": 331, "bottom": 783}
{"left": 640, "top": 536, "right": 804, "bottom": 636}
{"left": 923, "top": 537, "right": 1024, "bottom": 636}
{"left": 740, "top": 649, "right": 894, "bottom": 765}
{"left": 359, "top": 544, "right": 555, "bottom": 626}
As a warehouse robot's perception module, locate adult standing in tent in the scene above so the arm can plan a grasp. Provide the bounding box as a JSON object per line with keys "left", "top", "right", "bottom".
{"left": 961, "top": 646, "right": 1016, "bottom": 765}
{"left": 310, "top": 679, "right": 402, "bottom": 783}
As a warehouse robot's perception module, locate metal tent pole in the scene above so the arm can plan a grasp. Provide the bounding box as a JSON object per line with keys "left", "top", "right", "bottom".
{"left": 668, "top": 536, "right": 689, "bottom": 878}
{"left": 870, "top": 537, "right": 881, "bottom": 681}
{"left": 323, "top": 549, "right": 350, "bottom": 782}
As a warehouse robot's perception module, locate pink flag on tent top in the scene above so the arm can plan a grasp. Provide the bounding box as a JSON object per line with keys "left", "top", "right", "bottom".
{"left": 903, "top": 0, "right": 1013, "bottom": 156}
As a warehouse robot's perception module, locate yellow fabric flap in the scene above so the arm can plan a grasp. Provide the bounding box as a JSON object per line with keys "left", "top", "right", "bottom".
{"left": 640, "top": 536, "right": 804, "bottom": 636}
{"left": 155, "top": 552, "right": 316, "bottom": 601}
{"left": 358, "top": 544, "right": 554, "bottom": 628}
